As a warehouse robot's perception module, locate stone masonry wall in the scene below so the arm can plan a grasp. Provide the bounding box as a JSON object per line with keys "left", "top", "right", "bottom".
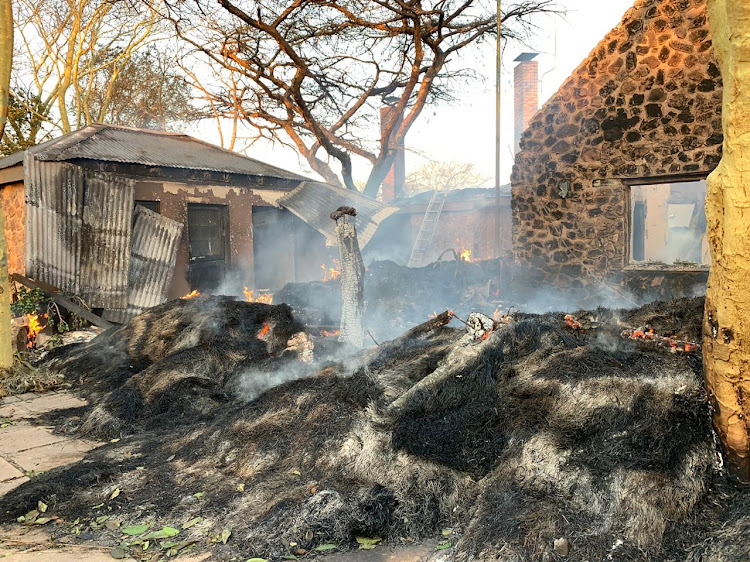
{"left": 511, "top": 0, "right": 722, "bottom": 300}
{"left": 1, "top": 182, "right": 25, "bottom": 275}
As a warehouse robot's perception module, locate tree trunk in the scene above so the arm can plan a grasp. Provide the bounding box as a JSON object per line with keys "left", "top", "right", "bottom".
{"left": 703, "top": 0, "right": 750, "bottom": 481}
{"left": 332, "top": 210, "right": 365, "bottom": 348}
{"left": 0, "top": 0, "right": 13, "bottom": 369}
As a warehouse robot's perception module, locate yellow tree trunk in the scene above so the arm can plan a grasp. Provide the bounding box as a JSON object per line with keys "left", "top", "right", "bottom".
{"left": 704, "top": 0, "right": 750, "bottom": 481}
{"left": 0, "top": 0, "right": 13, "bottom": 368}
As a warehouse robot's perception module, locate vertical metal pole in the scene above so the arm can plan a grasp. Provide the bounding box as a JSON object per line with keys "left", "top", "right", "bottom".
{"left": 495, "top": 0, "right": 502, "bottom": 257}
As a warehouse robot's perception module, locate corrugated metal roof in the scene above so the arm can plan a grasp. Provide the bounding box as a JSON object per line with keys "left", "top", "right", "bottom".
{"left": 277, "top": 181, "right": 398, "bottom": 248}
{"left": 1, "top": 124, "right": 308, "bottom": 182}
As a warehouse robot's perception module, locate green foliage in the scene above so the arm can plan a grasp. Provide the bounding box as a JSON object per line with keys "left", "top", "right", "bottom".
{"left": 11, "top": 286, "right": 49, "bottom": 316}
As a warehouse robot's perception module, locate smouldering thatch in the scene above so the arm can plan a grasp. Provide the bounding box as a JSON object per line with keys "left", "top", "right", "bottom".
{"left": 2, "top": 296, "right": 747, "bottom": 561}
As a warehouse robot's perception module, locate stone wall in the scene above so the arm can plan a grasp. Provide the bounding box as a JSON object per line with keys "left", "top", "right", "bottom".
{"left": 511, "top": 0, "right": 722, "bottom": 303}
{"left": 1, "top": 182, "right": 25, "bottom": 275}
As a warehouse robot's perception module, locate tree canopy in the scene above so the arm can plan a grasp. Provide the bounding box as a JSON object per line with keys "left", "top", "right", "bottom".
{"left": 166, "top": 0, "right": 558, "bottom": 196}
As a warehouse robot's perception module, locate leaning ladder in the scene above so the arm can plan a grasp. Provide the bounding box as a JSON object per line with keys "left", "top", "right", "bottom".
{"left": 407, "top": 190, "right": 448, "bottom": 267}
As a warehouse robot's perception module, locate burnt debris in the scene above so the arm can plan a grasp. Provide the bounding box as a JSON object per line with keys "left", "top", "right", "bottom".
{"left": 0, "top": 295, "right": 746, "bottom": 561}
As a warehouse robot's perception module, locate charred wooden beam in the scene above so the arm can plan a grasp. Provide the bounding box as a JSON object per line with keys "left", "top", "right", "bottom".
{"left": 11, "top": 273, "right": 114, "bottom": 330}
{"left": 331, "top": 206, "right": 365, "bottom": 348}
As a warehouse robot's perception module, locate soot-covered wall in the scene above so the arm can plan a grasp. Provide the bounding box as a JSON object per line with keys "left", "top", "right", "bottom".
{"left": 511, "top": 0, "right": 722, "bottom": 301}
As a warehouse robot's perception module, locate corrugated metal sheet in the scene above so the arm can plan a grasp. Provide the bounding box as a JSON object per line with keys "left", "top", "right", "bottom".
{"left": 24, "top": 154, "right": 84, "bottom": 294}
{"left": 79, "top": 171, "right": 135, "bottom": 309}
{"left": 4, "top": 124, "right": 306, "bottom": 182}
{"left": 277, "top": 181, "right": 399, "bottom": 248}
{"left": 103, "top": 205, "right": 183, "bottom": 323}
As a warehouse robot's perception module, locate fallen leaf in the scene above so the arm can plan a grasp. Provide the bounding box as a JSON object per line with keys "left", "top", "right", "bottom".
{"left": 143, "top": 527, "right": 180, "bottom": 540}
{"left": 290, "top": 469, "right": 301, "bottom": 476}
{"left": 110, "top": 438, "right": 120, "bottom": 443}
{"left": 292, "top": 548, "right": 308, "bottom": 556}
{"left": 441, "top": 528, "right": 453, "bottom": 536}
{"left": 309, "top": 485, "right": 318, "bottom": 495}
{"left": 181, "top": 517, "right": 202, "bottom": 529}
{"left": 315, "top": 543, "right": 338, "bottom": 551}
{"left": 159, "top": 541, "right": 180, "bottom": 550}
{"left": 219, "top": 529, "right": 231, "bottom": 544}
{"left": 281, "top": 556, "right": 299, "bottom": 561}
{"left": 92, "top": 503, "right": 105, "bottom": 509}
{"left": 109, "top": 488, "right": 121, "bottom": 500}
{"left": 166, "top": 455, "right": 175, "bottom": 462}
{"left": 122, "top": 524, "right": 150, "bottom": 536}
{"left": 245, "top": 559, "right": 268, "bottom": 562}
{"left": 192, "top": 491, "right": 205, "bottom": 498}
{"left": 236, "top": 483, "right": 245, "bottom": 492}
{"left": 95, "top": 515, "right": 110, "bottom": 525}
{"left": 37, "top": 501, "right": 48, "bottom": 513}
{"left": 105, "top": 519, "right": 121, "bottom": 531}
{"left": 109, "top": 546, "right": 127, "bottom": 559}
{"left": 436, "top": 541, "right": 452, "bottom": 550}
{"left": 33, "top": 517, "right": 52, "bottom": 525}
{"left": 356, "top": 537, "right": 382, "bottom": 550}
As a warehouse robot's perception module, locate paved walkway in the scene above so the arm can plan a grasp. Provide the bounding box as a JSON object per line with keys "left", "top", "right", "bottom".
{"left": 0, "top": 391, "right": 98, "bottom": 496}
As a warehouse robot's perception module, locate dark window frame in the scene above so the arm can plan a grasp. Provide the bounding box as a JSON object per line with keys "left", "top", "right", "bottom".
{"left": 134, "top": 200, "right": 160, "bottom": 214}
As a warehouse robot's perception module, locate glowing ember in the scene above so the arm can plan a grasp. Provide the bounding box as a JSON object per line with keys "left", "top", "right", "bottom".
{"left": 258, "top": 323, "right": 270, "bottom": 337}
{"left": 564, "top": 314, "right": 583, "bottom": 330}
{"left": 621, "top": 328, "right": 701, "bottom": 353}
{"left": 319, "top": 329, "right": 341, "bottom": 337}
{"left": 27, "top": 313, "right": 47, "bottom": 349}
{"left": 460, "top": 248, "right": 472, "bottom": 262}
{"left": 320, "top": 259, "right": 341, "bottom": 282}
{"left": 181, "top": 290, "right": 201, "bottom": 299}
{"left": 244, "top": 287, "right": 273, "bottom": 304}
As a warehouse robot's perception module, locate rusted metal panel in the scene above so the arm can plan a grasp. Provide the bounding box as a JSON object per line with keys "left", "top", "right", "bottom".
{"left": 24, "top": 154, "right": 84, "bottom": 294}
{"left": 79, "top": 170, "right": 135, "bottom": 309}
{"left": 277, "top": 181, "right": 398, "bottom": 248}
{"left": 103, "top": 205, "right": 183, "bottom": 322}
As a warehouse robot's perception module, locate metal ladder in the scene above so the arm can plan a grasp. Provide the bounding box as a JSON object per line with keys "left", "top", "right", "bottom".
{"left": 407, "top": 190, "right": 448, "bottom": 267}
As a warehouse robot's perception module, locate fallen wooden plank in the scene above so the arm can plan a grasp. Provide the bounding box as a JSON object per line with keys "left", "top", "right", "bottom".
{"left": 10, "top": 273, "right": 114, "bottom": 330}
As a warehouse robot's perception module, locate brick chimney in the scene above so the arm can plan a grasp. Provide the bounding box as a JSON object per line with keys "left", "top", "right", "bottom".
{"left": 379, "top": 106, "right": 405, "bottom": 202}
{"left": 514, "top": 52, "right": 539, "bottom": 154}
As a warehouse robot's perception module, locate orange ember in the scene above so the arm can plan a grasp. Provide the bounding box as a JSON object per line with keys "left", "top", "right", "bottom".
{"left": 460, "top": 248, "right": 472, "bottom": 262}
{"left": 320, "top": 329, "right": 341, "bottom": 337}
{"left": 564, "top": 314, "right": 583, "bottom": 330}
{"left": 181, "top": 290, "right": 201, "bottom": 299}
{"left": 27, "top": 313, "right": 47, "bottom": 349}
{"left": 321, "top": 260, "right": 341, "bottom": 282}
{"left": 258, "top": 323, "right": 270, "bottom": 337}
{"left": 244, "top": 287, "right": 273, "bottom": 304}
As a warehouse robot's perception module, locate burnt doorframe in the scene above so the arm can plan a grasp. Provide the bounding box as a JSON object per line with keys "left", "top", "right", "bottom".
{"left": 186, "top": 203, "right": 230, "bottom": 292}
{"left": 621, "top": 173, "right": 709, "bottom": 267}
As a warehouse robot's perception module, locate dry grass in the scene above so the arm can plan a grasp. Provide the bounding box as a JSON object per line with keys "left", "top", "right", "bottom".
{"left": 0, "top": 360, "right": 65, "bottom": 397}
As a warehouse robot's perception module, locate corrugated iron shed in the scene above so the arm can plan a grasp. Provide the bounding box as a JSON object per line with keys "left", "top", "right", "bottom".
{"left": 0, "top": 124, "right": 308, "bottom": 182}
{"left": 277, "top": 181, "right": 399, "bottom": 248}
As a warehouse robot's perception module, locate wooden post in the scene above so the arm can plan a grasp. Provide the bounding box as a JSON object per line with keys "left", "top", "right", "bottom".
{"left": 331, "top": 206, "right": 365, "bottom": 348}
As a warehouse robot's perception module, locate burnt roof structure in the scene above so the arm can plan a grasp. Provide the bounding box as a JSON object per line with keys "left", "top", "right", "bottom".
{"left": 0, "top": 124, "right": 308, "bottom": 182}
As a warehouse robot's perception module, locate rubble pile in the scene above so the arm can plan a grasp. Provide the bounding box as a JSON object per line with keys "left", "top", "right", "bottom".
{"left": 1, "top": 296, "right": 748, "bottom": 561}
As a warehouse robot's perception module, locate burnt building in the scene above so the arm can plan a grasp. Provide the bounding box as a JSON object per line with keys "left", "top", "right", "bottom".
{"left": 511, "top": 0, "right": 721, "bottom": 304}
{"left": 0, "top": 124, "right": 394, "bottom": 320}
{"left": 366, "top": 187, "right": 512, "bottom": 265}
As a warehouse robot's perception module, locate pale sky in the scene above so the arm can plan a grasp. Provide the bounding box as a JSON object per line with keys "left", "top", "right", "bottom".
{"left": 189, "top": 0, "right": 638, "bottom": 187}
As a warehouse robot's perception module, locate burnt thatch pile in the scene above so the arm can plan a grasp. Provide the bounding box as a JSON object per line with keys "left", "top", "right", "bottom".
{"left": 277, "top": 258, "right": 506, "bottom": 339}
{"left": 1, "top": 295, "right": 748, "bottom": 561}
